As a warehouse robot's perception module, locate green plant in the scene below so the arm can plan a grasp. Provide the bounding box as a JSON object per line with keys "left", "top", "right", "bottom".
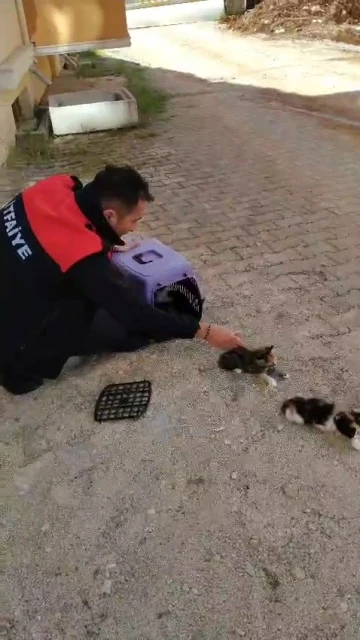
{"left": 77, "top": 52, "right": 168, "bottom": 121}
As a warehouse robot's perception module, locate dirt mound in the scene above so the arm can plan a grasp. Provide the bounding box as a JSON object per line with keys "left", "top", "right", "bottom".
{"left": 224, "top": 0, "right": 360, "bottom": 40}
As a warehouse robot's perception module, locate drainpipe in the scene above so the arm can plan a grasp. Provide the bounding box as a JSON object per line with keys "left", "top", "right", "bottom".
{"left": 15, "top": 0, "right": 52, "bottom": 87}
{"left": 14, "top": 0, "right": 52, "bottom": 111}
{"left": 30, "top": 65, "right": 52, "bottom": 86}
{"left": 14, "top": 0, "right": 31, "bottom": 45}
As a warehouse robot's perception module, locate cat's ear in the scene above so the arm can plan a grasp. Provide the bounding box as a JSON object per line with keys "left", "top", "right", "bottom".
{"left": 265, "top": 345, "right": 274, "bottom": 354}
{"left": 350, "top": 410, "right": 360, "bottom": 425}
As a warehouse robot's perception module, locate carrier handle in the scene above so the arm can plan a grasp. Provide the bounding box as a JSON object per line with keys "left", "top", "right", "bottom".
{"left": 133, "top": 250, "right": 162, "bottom": 265}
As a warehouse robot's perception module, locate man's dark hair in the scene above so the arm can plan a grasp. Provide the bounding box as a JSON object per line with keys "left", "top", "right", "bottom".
{"left": 92, "top": 164, "right": 154, "bottom": 208}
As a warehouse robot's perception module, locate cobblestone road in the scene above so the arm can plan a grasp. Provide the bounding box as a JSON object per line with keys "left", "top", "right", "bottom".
{"left": 2, "top": 36, "right": 360, "bottom": 640}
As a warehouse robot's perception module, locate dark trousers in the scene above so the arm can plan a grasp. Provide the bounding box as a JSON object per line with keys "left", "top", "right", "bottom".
{"left": 2, "top": 292, "right": 151, "bottom": 395}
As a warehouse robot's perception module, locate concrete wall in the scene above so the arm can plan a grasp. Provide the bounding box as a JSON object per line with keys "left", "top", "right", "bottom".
{"left": 0, "top": 2, "right": 24, "bottom": 65}
{"left": 0, "top": 1, "right": 63, "bottom": 165}
{"left": 0, "top": 106, "right": 17, "bottom": 166}
{"left": 0, "top": 2, "right": 23, "bottom": 165}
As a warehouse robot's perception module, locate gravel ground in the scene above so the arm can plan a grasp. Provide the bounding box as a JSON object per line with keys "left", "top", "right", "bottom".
{"left": 1, "top": 20, "right": 360, "bottom": 640}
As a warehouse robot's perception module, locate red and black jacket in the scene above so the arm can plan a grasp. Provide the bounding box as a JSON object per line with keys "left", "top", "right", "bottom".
{"left": 0, "top": 175, "right": 198, "bottom": 368}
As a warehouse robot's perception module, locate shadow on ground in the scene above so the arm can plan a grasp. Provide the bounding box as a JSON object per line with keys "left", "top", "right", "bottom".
{"left": 81, "top": 53, "right": 360, "bottom": 127}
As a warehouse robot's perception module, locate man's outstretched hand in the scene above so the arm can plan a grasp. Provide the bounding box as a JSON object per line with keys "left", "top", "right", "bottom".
{"left": 197, "top": 323, "right": 244, "bottom": 351}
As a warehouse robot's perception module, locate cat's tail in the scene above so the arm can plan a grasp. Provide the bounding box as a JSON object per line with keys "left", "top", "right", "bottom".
{"left": 280, "top": 399, "right": 292, "bottom": 415}
{"left": 280, "top": 397, "right": 304, "bottom": 415}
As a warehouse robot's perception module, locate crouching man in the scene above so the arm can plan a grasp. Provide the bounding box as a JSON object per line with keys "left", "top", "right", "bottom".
{"left": 0, "top": 164, "right": 244, "bottom": 395}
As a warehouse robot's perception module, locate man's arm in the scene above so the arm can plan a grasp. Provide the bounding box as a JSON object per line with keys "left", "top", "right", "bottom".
{"left": 68, "top": 252, "right": 200, "bottom": 341}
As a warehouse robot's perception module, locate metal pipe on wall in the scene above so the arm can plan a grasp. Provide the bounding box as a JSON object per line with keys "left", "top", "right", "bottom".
{"left": 14, "top": 0, "right": 31, "bottom": 45}
{"left": 30, "top": 65, "right": 52, "bottom": 86}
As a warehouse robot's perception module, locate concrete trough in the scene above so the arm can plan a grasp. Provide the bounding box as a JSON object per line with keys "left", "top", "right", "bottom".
{"left": 48, "top": 87, "right": 138, "bottom": 136}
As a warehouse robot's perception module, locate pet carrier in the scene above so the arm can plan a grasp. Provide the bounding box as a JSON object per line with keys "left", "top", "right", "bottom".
{"left": 110, "top": 238, "right": 204, "bottom": 320}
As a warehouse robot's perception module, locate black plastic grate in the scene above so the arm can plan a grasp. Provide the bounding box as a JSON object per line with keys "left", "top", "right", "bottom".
{"left": 94, "top": 380, "right": 152, "bottom": 422}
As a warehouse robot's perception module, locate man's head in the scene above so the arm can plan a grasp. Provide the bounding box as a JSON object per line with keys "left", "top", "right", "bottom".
{"left": 91, "top": 164, "right": 154, "bottom": 238}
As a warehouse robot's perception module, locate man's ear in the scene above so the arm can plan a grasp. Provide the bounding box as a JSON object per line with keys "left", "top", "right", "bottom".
{"left": 103, "top": 208, "right": 116, "bottom": 225}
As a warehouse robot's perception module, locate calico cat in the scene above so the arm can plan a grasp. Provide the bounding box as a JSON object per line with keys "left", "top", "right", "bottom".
{"left": 218, "top": 345, "right": 288, "bottom": 387}
{"left": 281, "top": 397, "right": 360, "bottom": 450}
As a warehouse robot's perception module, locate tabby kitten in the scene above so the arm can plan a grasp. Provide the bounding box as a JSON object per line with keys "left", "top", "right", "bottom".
{"left": 218, "top": 345, "right": 288, "bottom": 387}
